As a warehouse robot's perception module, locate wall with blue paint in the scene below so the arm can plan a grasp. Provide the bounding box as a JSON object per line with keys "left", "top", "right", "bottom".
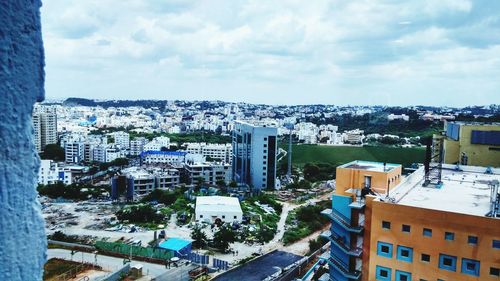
{"left": 0, "top": 1, "right": 46, "bottom": 280}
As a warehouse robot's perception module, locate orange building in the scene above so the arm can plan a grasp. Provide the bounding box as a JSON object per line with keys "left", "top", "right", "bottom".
{"left": 320, "top": 161, "right": 500, "bottom": 281}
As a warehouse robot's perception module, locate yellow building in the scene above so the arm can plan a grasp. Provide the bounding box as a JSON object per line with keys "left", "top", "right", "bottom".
{"left": 437, "top": 122, "right": 500, "bottom": 167}
{"left": 320, "top": 161, "right": 500, "bottom": 281}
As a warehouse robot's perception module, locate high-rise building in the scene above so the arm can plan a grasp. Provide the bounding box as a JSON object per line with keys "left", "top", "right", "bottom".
{"left": 130, "top": 137, "right": 148, "bottom": 156}
{"left": 434, "top": 121, "right": 500, "bottom": 167}
{"left": 319, "top": 160, "right": 500, "bottom": 281}
{"left": 32, "top": 105, "right": 57, "bottom": 152}
{"left": 232, "top": 121, "right": 277, "bottom": 190}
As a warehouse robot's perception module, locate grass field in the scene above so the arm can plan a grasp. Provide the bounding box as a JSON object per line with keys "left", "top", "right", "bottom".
{"left": 285, "top": 144, "right": 425, "bottom": 168}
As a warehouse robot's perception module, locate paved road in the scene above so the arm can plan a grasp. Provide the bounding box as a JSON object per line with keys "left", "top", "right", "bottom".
{"left": 47, "top": 248, "right": 193, "bottom": 280}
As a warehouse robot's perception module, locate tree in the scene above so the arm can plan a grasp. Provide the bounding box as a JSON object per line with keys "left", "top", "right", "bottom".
{"left": 191, "top": 225, "right": 208, "bottom": 249}
{"left": 303, "top": 163, "right": 320, "bottom": 182}
{"left": 40, "top": 144, "right": 65, "bottom": 161}
{"left": 212, "top": 224, "right": 236, "bottom": 252}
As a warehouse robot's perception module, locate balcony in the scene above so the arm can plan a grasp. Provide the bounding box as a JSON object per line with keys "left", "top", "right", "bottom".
{"left": 321, "top": 209, "right": 364, "bottom": 234}
{"left": 320, "top": 253, "right": 361, "bottom": 280}
{"left": 320, "top": 231, "right": 362, "bottom": 257}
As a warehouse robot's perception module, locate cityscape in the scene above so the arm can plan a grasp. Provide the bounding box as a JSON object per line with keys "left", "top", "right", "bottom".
{"left": 33, "top": 99, "right": 499, "bottom": 281}
{"left": 1, "top": 1, "right": 500, "bottom": 281}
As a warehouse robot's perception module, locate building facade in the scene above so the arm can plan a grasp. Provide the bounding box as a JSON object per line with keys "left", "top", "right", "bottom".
{"left": 436, "top": 122, "right": 500, "bottom": 167}
{"left": 232, "top": 121, "right": 278, "bottom": 190}
{"left": 320, "top": 160, "right": 500, "bottom": 281}
{"left": 185, "top": 142, "right": 232, "bottom": 163}
{"left": 32, "top": 105, "right": 57, "bottom": 152}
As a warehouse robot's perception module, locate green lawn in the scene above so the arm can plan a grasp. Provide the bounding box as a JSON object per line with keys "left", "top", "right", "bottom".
{"left": 286, "top": 144, "right": 425, "bottom": 168}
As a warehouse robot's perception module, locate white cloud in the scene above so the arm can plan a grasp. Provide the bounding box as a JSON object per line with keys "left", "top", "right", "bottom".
{"left": 41, "top": 0, "right": 500, "bottom": 105}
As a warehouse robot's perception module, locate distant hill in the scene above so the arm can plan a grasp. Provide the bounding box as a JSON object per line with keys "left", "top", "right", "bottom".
{"left": 63, "top": 98, "right": 168, "bottom": 108}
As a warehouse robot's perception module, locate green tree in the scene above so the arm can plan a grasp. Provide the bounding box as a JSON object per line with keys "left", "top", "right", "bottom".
{"left": 303, "top": 163, "right": 320, "bottom": 182}
{"left": 212, "top": 224, "right": 236, "bottom": 252}
{"left": 191, "top": 225, "right": 208, "bottom": 249}
{"left": 40, "top": 144, "right": 65, "bottom": 161}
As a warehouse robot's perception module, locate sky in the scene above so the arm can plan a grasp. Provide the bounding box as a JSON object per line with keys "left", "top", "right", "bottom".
{"left": 41, "top": 0, "right": 500, "bottom": 106}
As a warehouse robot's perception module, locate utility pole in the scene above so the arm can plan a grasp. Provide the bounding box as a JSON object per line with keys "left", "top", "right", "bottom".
{"left": 287, "top": 126, "right": 292, "bottom": 181}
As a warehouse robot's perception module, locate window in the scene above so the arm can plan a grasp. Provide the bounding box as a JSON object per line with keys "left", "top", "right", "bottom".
{"left": 423, "top": 228, "right": 432, "bottom": 237}
{"left": 200, "top": 215, "right": 203, "bottom": 218}
{"left": 490, "top": 267, "right": 500, "bottom": 277}
{"left": 375, "top": 265, "right": 391, "bottom": 281}
{"left": 233, "top": 216, "right": 237, "bottom": 219}
{"left": 377, "top": 242, "right": 393, "bottom": 258}
{"left": 421, "top": 253, "right": 430, "bottom": 262}
{"left": 264, "top": 144, "right": 267, "bottom": 147}
{"left": 439, "top": 254, "right": 457, "bottom": 272}
{"left": 493, "top": 240, "right": 500, "bottom": 249}
{"left": 402, "top": 224, "right": 411, "bottom": 233}
{"left": 444, "top": 232, "right": 454, "bottom": 241}
{"left": 395, "top": 270, "right": 411, "bottom": 281}
{"left": 382, "top": 221, "right": 391, "bottom": 229}
{"left": 461, "top": 258, "right": 480, "bottom": 276}
{"left": 222, "top": 215, "right": 225, "bottom": 219}
{"left": 468, "top": 235, "right": 478, "bottom": 245}
{"left": 397, "top": 246, "right": 413, "bottom": 262}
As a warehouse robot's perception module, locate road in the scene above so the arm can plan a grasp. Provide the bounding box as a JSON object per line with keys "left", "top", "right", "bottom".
{"left": 47, "top": 248, "right": 193, "bottom": 280}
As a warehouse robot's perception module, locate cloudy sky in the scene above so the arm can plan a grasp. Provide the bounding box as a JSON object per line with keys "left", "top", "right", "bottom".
{"left": 41, "top": 0, "right": 500, "bottom": 106}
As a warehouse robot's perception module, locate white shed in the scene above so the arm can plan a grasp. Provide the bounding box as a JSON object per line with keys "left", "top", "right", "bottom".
{"left": 195, "top": 196, "right": 243, "bottom": 223}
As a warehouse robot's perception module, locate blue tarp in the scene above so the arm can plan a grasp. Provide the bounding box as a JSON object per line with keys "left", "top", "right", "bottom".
{"left": 159, "top": 238, "right": 192, "bottom": 257}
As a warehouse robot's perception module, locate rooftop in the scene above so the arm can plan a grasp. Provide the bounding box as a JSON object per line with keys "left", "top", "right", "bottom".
{"left": 195, "top": 196, "right": 242, "bottom": 213}
{"left": 339, "top": 160, "right": 400, "bottom": 172}
{"left": 386, "top": 164, "right": 500, "bottom": 217}
{"left": 159, "top": 238, "right": 192, "bottom": 251}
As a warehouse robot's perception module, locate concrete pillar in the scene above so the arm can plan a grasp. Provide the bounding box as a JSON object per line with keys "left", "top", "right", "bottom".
{"left": 0, "top": 1, "right": 46, "bottom": 280}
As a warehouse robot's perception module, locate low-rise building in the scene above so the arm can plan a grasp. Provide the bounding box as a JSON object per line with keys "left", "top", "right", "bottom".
{"left": 185, "top": 142, "right": 232, "bottom": 163}
{"left": 38, "top": 159, "right": 72, "bottom": 185}
{"left": 195, "top": 196, "right": 243, "bottom": 223}
{"left": 140, "top": 150, "right": 187, "bottom": 165}
{"left": 184, "top": 162, "right": 231, "bottom": 185}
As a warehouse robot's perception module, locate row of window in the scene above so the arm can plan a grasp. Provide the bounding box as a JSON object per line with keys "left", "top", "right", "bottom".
{"left": 377, "top": 264, "right": 500, "bottom": 281}
{"left": 376, "top": 241, "right": 499, "bottom": 277}
{"left": 381, "top": 220, "right": 500, "bottom": 248}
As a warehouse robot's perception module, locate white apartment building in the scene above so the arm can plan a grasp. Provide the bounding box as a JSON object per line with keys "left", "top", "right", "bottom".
{"left": 343, "top": 129, "right": 365, "bottom": 144}
{"left": 388, "top": 113, "right": 410, "bottom": 121}
{"left": 144, "top": 136, "right": 171, "bottom": 151}
{"left": 121, "top": 167, "right": 181, "bottom": 195}
{"left": 130, "top": 137, "right": 148, "bottom": 156}
{"left": 92, "top": 145, "right": 107, "bottom": 163}
{"left": 141, "top": 151, "right": 187, "bottom": 165}
{"left": 38, "top": 159, "right": 72, "bottom": 185}
{"left": 32, "top": 105, "right": 57, "bottom": 152}
{"left": 65, "top": 141, "right": 84, "bottom": 163}
{"left": 113, "top": 131, "right": 130, "bottom": 149}
{"left": 184, "top": 162, "right": 232, "bottom": 185}
{"left": 185, "top": 142, "right": 232, "bottom": 163}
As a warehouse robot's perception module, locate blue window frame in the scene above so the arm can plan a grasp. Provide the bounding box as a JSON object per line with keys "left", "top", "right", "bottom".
{"left": 493, "top": 240, "right": 500, "bottom": 249}
{"left": 461, "top": 258, "right": 480, "bottom": 277}
{"left": 423, "top": 228, "right": 432, "bottom": 237}
{"left": 395, "top": 270, "right": 412, "bottom": 281}
{"left": 468, "top": 235, "right": 478, "bottom": 245}
{"left": 376, "top": 265, "right": 391, "bottom": 281}
{"left": 439, "top": 254, "right": 457, "bottom": 272}
{"left": 397, "top": 245, "right": 413, "bottom": 263}
{"left": 377, "top": 242, "right": 393, "bottom": 258}
{"left": 444, "top": 232, "right": 454, "bottom": 241}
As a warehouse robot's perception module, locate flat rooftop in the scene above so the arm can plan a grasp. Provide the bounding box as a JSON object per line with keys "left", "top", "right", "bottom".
{"left": 339, "top": 160, "right": 400, "bottom": 172}
{"left": 387, "top": 164, "right": 499, "bottom": 217}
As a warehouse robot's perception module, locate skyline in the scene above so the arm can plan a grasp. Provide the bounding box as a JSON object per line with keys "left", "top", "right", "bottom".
{"left": 41, "top": 0, "right": 500, "bottom": 106}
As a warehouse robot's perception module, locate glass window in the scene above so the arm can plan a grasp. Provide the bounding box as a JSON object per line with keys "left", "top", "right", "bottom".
{"left": 439, "top": 254, "right": 457, "bottom": 272}
{"left": 402, "top": 224, "right": 411, "bottom": 233}
{"left": 395, "top": 270, "right": 411, "bottom": 281}
{"left": 382, "top": 221, "right": 391, "bottom": 229}
{"left": 444, "top": 232, "right": 454, "bottom": 241}
{"left": 377, "top": 242, "right": 393, "bottom": 258}
{"left": 493, "top": 240, "right": 500, "bottom": 249}
{"left": 421, "top": 253, "right": 430, "bottom": 262}
{"left": 490, "top": 267, "right": 500, "bottom": 277}
{"left": 376, "top": 265, "right": 391, "bottom": 281}
{"left": 468, "top": 235, "right": 478, "bottom": 245}
{"left": 423, "top": 228, "right": 432, "bottom": 237}
{"left": 397, "top": 246, "right": 413, "bottom": 263}
{"left": 461, "top": 258, "right": 480, "bottom": 277}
